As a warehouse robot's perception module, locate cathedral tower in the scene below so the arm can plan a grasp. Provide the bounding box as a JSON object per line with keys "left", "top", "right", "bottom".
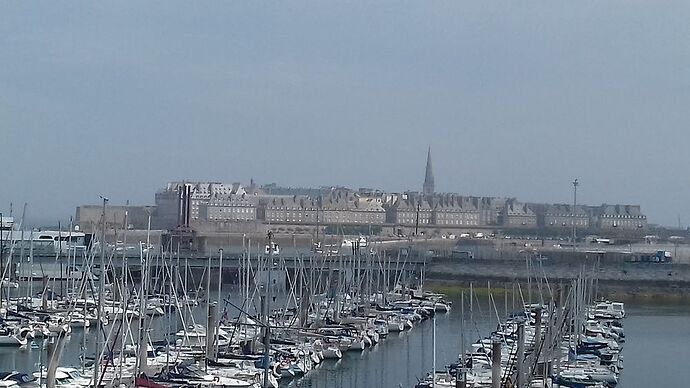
{"left": 423, "top": 147, "right": 435, "bottom": 196}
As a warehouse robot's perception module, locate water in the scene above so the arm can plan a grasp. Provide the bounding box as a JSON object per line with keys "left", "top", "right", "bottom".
{"left": 0, "top": 293, "right": 688, "bottom": 388}
{"left": 282, "top": 298, "right": 690, "bottom": 388}
{"left": 279, "top": 309, "right": 493, "bottom": 388}
{"left": 617, "top": 304, "right": 690, "bottom": 388}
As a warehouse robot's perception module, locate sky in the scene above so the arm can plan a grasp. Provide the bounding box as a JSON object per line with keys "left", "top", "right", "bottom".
{"left": 1, "top": 1, "right": 689, "bottom": 226}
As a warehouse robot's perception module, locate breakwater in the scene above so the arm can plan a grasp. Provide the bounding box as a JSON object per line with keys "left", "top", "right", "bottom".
{"left": 425, "top": 257, "right": 690, "bottom": 301}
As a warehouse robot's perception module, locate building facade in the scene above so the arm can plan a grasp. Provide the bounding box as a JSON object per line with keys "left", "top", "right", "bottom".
{"left": 154, "top": 181, "right": 250, "bottom": 229}
{"left": 432, "top": 195, "right": 482, "bottom": 227}
{"left": 142, "top": 179, "right": 650, "bottom": 237}
{"left": 386, "top": 194, "right": 433, "bottom": 227}
{"left": 261, "top": 195, "right": 319, "bottom": 224}
{"left": 594, "top": 204, "right": 647, "bottom": 233}
{"left": 543, "top": 204, "right": 590, "bottom": 230}
{"left": 200, "top": 196, "right": 258, "bottom": 222}
{"left": 258, "top": 189, "right": 385, "bottom": 226}
{"left": 499, "top": 200, "right": 537, "bottom": 229}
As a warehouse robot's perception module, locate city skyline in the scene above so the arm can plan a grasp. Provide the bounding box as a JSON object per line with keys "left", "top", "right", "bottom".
{"left": 0, "top": 148, "right": 675, "bottom": 227}
{"left": 2, "top": 2, "right": 690, "bottom": 226}
{"left": 2, "top": 166, "right": 655, "bottom": 229}
{"left": 0, "top": 4, "right": 687, "bottom": 387}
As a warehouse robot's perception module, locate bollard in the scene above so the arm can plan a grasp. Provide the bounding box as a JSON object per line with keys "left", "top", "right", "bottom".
{"left": 206, "top": 302, "right": 217, "bottom": 362}
{"left": 46, "top": 340, "right": 56, "bottom": 388}
{"left": 516, "top": 321, "right": 525, "bottom": 388}
{"left": 456, "top": 369, "right": 467, "bottom": 388}
{"left": 492, "top": 337, "right": 501, "bottom": 388}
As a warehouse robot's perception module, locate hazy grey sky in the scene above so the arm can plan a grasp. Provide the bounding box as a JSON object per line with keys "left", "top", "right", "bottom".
{"left": 2, "top": 1, "right": 689, "bottom": 226}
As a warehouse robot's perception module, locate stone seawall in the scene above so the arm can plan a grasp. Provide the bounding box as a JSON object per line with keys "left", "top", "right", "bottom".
{"left": 426, "top": 257, "right": 690, "bottom": 300}
{"left": 452, "top": 239, "right": 690, "bottom": 264}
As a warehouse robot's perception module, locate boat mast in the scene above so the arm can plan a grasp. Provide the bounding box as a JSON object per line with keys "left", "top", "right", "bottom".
{"left": 216, "top": 248, "right": 223, "bottom": 359}
{"left": 4, "top": 207, "right": 17, "bottom": 311}
{"left": 0, "top": 210, "right": 3, "bottom": 313}
{"left": 263, "top": 230, "right": 274, "bottom": 388}
{"left": 246, "top": 239, "right": 251, "bottom": 309}
{"left": 241, "top": 235, "right": 245, "bottom": 306}
{"left": 432, "top": 310, "right": 437, "bottom": 388}
{"left": 136, "top": 211, "right": 152, "bottom": 377}
{"left": 315, "top": 196, "right": 320, "bottom": 250}
{"left": 67, "top": 217, "right": 74, "bottom": 301}
{"left": 18, "top": 204, "right": 26, "bottom": 301}
{"left": 460, "top": 291, "right": 466, "bottom": 387}
{"left": 28, "top": 230, "right": 34, "bottom": 304}
{"left": 0, "top": 211, "right": 4, "bottom": 314}
{"left": 94, "top": 195, "right": 108, "bottom": 386}
{"left": 59, "top": 221, "right": 64, "bottom": 298}
{"left": 119, "top": 206, "right": 129, "bottom": 382}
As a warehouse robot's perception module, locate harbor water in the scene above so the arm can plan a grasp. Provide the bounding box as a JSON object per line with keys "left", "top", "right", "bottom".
{"left": 279, "top": 299, "right": 690, "bottom": 388}
{"left": 0, "top": 289, "right": 687, "bottom": 387}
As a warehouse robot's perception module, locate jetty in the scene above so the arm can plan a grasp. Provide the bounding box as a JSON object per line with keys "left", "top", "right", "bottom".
{"left": 415, "top": 274, "right": 626, "bottom": 388}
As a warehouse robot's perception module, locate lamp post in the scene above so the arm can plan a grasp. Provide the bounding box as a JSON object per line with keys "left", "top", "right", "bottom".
{"left": 572, "top": 179, "right": 578, "bottom": 251}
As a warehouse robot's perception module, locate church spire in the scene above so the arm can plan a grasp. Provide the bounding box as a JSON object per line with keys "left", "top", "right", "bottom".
{"left": 423, "top": 146, "right": 435, "bottom": 196}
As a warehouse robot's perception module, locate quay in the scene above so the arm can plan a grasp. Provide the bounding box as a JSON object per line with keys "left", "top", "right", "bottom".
{"left": 6, "top": 232, "right": 690, "bottom": 300}
{"left": 425, "top": 257, "right": 690, "bottom": 300}
{"left": 8, "top": 251, "right": 430, "bottom": 285}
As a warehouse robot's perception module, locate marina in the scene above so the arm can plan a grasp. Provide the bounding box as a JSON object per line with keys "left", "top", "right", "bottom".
{"left": 0, "top": 226, "right": 454, "bottom": 388}
{"left": 0, "top": 289, "right": 687, "bottom": 388}
{"left": 415, "top": 292, "right": 626, "bottom": 388}
{"left": 0, "top": 226, "right": 635, "bottom": 388}
{"left": 4, "top": 1, "right": 690, "bottom": 386}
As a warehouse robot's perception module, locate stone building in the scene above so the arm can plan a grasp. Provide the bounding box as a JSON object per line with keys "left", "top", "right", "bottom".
{"left": 200, "top": 195, "right": 258, "bottom": 222}
{"left": 261, "top": 195, "right": 319, "bottom": 224}
{"left": 258, "top": 189, "right": 385, "bottom": 226}
{"left": 499, "top": 199, "right": 537, "bottom": 229}
{"left": 431, "top": 195, "right": 481, "bottom": 227}
{"left": 147, "top": 180, "right": 649, "bottom": 237}
{"left": 385, "top": 193, "right": 433, "bottom": 227}
{"left": 319, "top": 189, "right": 385, "bottom": 225}
{"left": 384, "top": 194, "right": 507, "bottom": 231}
{"left": 543, "top": 204, "right": 590, "bottom": 230}
{"left": 188, "top": 182, "right": 246, "bottom": 221}
{"left": 153, "top": 181, "right": 249, "bottom": 229}
{"left": 480, "top": 197, "right": 505, "bottom": 227}
{"left": 349, "top": 197, "right": 386, "bottom": 225}
{"left": 594, "top": 204, "right": 647, "bottom": 233}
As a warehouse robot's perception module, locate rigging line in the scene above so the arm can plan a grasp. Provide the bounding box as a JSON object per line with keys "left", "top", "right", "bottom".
{"left": 539, "top": 261, "right": 554, "bottom": 302}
